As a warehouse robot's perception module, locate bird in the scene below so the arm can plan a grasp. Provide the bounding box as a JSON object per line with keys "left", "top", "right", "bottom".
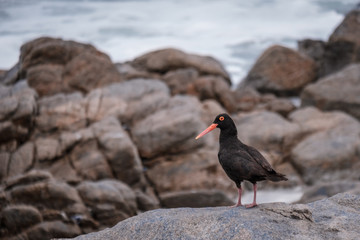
{"left": 195, "top": 113, "right": 287, "bottom": 208}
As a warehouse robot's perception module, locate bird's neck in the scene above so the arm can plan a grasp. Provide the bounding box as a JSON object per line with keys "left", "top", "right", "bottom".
{"left": 219, "top": 127, "right": 238, "bottom": 145}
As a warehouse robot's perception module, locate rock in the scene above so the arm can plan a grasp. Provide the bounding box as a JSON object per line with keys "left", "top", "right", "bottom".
{"left": 0, "top": 62, "right": 20, "bottom": 85}
{"left": 240, "top": 45, "right": 316, "bottom": 95}
{"left": 298, "top": 39, "right": 325, "bottom": 63}
{"left": 4, "top": 169, "right": 52, "bottom": 190}
{"left": 48, "top": 157, "right": 81, "bottom": 184}
{"left": 27, "top": 64, "right": 65, "bottom": 96}
{"left": 134, "top": 189, "right": 160, "bottom": 211}
{"left": 69, "top": 140, "right": 113, "bottom": 181}
{"left": 233, "top": 111, "right": 300, "bottom": 153}
{"left": 91, "top": 117, "right": 145, "bottom": 187}
{"left": 63, "top": 51, "right": 123, "bottom": 93}
{"left": 36, "top": 92, "right": 87, "bottom": 132}
{"left": 159, "top": 190, "right": 234, "bottom": 208}
{"left": 25, "top": 220, "right": 81, "bottom": 240}
{"left": 131, "top": 95, "right": 208, "bottom": 158}
{"left": 86, "top": 79, "right": 170, "bottom": 124}
{"left": 301, "top": 64, "right": 360, "bottom": 120}
{"left": 20, "top": 37, "right": 123, "bottom": 96}
{"left": 0, "top": 204, "right": 42, "bottom": 234}
{"left": 0, "top": 152, "right": 10, "bottom": 181}
{"left": 329, "top": 9, "right": 360, "bottom": 46}
{"left": 35, "top": 137, "right": 61, "bottom": 162}
{"left": 291, "top": 127, "right": 360, "bottom": 184}
{"left": 9, "top": 179, "right": 82, "bottom": 209}
{"left": 8, "top": 142, "right": 34, "bottom": 177}
{"left": 76, "top": 180, "right": 137, "bottom": 227}
{"left": 162, "top": 67, "right": 199, "bottom": 95}
{"left": 146, "top": 149, "right": 233, "bottom": 197}
{"left": 115, "top": 62, "right": 157, "bottom": 80}
{"left": 193, "top": 75, "right": 237, "bottom": 112}
{"left": 67, "top": 193, "right": 360, "bottom": 240}
{"left": 132, "top": 48, "right": 231, "bottom": 83}
{"left": 299, "top": 181, "right": 360, "bottom": 204}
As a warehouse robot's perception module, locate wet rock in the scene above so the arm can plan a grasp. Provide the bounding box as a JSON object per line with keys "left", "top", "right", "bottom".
{"left": 240, "top": 45, "right": 316, "bottom": 96}
{"left": 0, "top": 204, "right": 42, "bottom": 234}
{"left": 301, "top": 64, "right": 360, "bottom": 120}
{"left": 68, "top": 193, "right": 360, "bottom": 240}
{"left": 159, "top": 189, "right": 234, "bottom": 208}
{"left": 132, "top": 48, "right": 230, "bottom": 83}
{"left": 76, "top": 180, "right": 137, "bottom": 227}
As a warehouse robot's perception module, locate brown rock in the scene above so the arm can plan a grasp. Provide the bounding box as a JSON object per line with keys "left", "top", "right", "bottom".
{"left": 240, "top": 45, "right": 316, "bottom": 95}
{"left": 20, "top": 37, "right": 123, "bottom": 96}
{"left": 9, "top": 179, "right": 82, "bottom": 209}
{"left": 0, "top": 205, "right": 42, "bottom": 234}
{"left": 163, "top": 68, "right": 199, "bottom": 95}
{"left": 301, "top": 64, "right": 360, "bottom": 120}
{"left": 35, "top": 137, "right": 61, "bottom": 162}
{"left": 48, "top": 157, "right": 81, "bottom": 184}
{"left": 91, "top": 117, "right": 145, "bottom": 187}
{"left": 64, "top": 51, "right": 123, "bottom": 93}
{"left": 36, "top": 92, "right": 87, "bottom": 132}
{"left": 4, "top": 170, "right": 52, "bottom": 190}
{"left": 329, "top": 9, "right": 360, "bottom": 46}
{"left": 25, "top": 220, "right": 81, "bottom": 240}
{"left": 27, "top": 64, "right": 65, "bottom": 96}
{"left": 194, "top": 75, "right": 237, "bottom": 112}
{"left": 134, "top": 189, "right": 160, "bottom": 211}
{"left": 0, "top": 152, "right": 10, "bottom": 181}
{"left": 76, "top": 180, "right": 137, "bottom": 226}
{"left": 132, "top": 48, "right": 230, "bottom": 83}
{"left": 69, "top": 140, "right": 113, "bottom": 181}
{"left": 8, "top": 142, "right": 34, "bottom": 177}
{"left": 115, "top": 62, "right": 156, "bottom": 80}
{"left": 146, "top": 149, "right": 233, "bottom": 196}
{"left": 159, "top": 190, "right": 234, "bottom": 208}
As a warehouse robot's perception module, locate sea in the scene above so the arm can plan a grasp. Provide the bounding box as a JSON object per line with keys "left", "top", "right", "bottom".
{"left": 0, "top": 0, "right": 359, "bottom": 86}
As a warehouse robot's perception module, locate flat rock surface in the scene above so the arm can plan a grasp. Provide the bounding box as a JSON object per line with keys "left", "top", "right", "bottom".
{"left": 65, "top": 193, "right": 360, "bottom": 240}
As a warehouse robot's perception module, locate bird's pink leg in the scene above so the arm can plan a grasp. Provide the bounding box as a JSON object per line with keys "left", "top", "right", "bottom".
{"left": 231, "top": 187, "right": 243, "bottom": 207}
{"left": 245, "top": 183, "right": 257, "bottom": 208}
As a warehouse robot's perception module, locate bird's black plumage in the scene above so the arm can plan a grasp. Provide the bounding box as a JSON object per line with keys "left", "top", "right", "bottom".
{"left": 196, "top": 113, "right": 287, "bottom": 208}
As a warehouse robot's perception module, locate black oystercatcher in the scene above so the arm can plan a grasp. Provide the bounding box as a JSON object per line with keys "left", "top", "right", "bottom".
{"left": 196, "top": 113, "right": 287, "bottom": 208}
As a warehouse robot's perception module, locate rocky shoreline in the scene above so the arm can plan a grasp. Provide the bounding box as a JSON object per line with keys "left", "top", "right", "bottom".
{"left": 1, "top": 7, "right": 360, "bottom": 240}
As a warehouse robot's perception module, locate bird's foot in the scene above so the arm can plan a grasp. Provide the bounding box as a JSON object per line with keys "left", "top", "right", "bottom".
{"left": 245, "top": 203, "right": 257, "bottom": 208}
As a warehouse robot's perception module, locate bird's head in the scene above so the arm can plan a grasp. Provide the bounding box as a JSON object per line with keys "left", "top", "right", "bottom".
{"left": 195, "top": 113, "right": 234, "bottom": 139}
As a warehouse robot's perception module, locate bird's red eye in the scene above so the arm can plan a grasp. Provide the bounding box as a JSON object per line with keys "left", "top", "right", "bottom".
{"left": 219, "top": 116, "right": 225, "bottom": 121}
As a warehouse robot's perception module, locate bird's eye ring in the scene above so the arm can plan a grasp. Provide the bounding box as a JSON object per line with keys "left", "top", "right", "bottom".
{"left": 219, "top": 116, "right": 225, "bottom": 121}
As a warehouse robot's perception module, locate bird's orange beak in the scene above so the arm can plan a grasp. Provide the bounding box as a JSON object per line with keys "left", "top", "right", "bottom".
{"left": 195, "top": 123, "right": 218, "bottom": 139}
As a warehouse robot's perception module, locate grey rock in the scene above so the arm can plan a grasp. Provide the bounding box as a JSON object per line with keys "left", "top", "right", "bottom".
{"left": 8, "top": 142, "right": 34, "bottom": 177}
{"left": 67, "top": 193, "right": 360, "bottom": 240}
{"left": 25, "top": 220, "right": 81, "bottom": 240}
{"left": 301, "top": 64, "right": 360, "bottom": 120}
{"left": 159, "top": 189, "right": 234, "bottom": 208}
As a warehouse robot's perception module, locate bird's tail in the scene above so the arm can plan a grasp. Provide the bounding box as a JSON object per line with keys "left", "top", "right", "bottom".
{"left": 267, "top": 171, "right": 288, "bottom": 182}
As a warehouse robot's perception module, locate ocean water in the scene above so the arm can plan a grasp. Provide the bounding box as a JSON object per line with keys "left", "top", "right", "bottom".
{"left": 0, "top": 0, "right": 358, "bottom": 85}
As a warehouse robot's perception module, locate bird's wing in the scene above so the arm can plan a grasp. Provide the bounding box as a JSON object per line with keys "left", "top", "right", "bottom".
{"left": 245, "top": 145, "right": 274, "bottom": 172}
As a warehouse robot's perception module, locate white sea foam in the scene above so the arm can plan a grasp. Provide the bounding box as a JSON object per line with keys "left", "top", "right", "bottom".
{"left": 0, "top": 0, "right": 358, "bottom": 84}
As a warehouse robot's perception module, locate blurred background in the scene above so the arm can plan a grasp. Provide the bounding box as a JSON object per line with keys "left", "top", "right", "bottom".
{"left": 1, "top": 0, "right": 360, "bottom": 239}
{"left": 0, "top": 0, "right": 358, "bottom": 84}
